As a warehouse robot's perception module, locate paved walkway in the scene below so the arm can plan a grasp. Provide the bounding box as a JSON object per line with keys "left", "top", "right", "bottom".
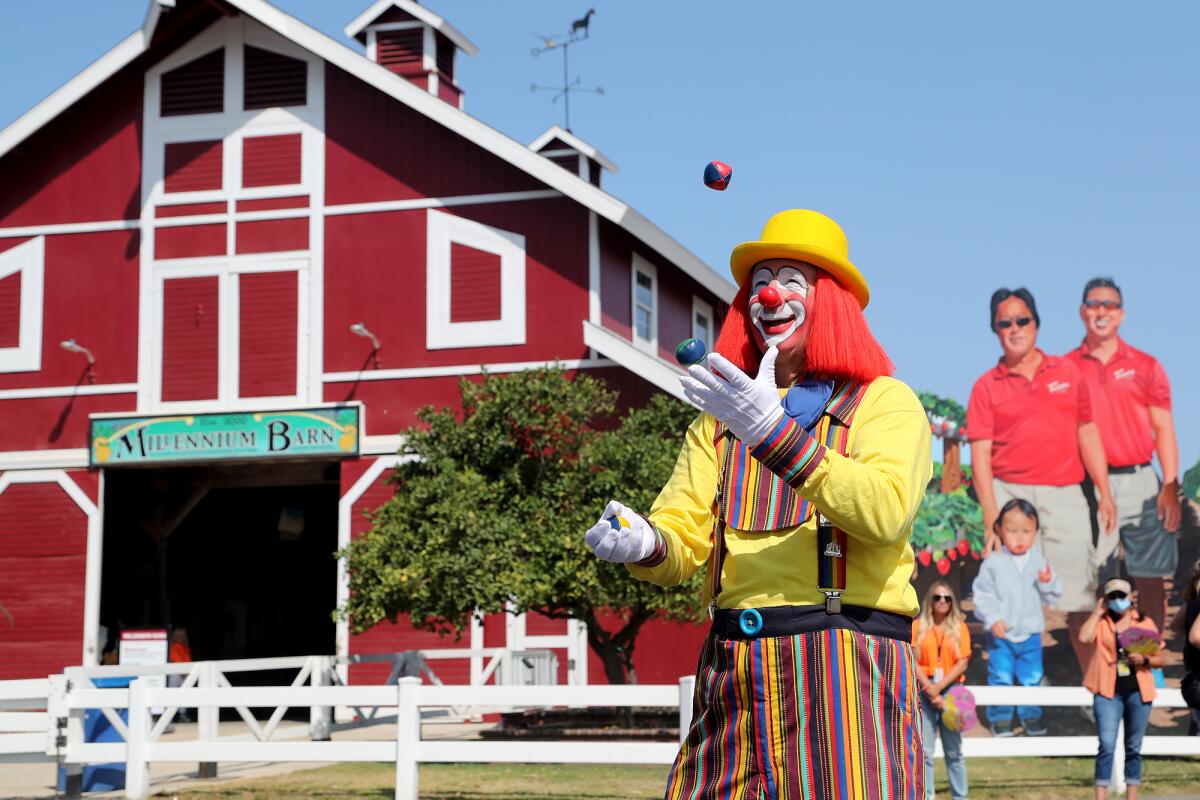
{"left": 1, "top": 717, "right": 494, "bottom": 799}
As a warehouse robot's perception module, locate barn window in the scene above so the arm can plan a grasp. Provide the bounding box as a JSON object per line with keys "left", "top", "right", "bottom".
{"left": 632, "top": 254, "right": 657, "bottom": 352}
{"left": 164, "top": 140, "right": 223, "bottom": 193}
{"left": 377, "top": 28, "right": 425, "bottom": 76}
{"left": 238, "top": 271, "right": 298, "bottom": 398}
{"left": 161, "top": 49, "right": 225, "bottom": 117}
{"left": 0, "top": 237, "right": 44, "bottom": 373}
{"left": 244, "top": 46, "right": 307, "bottom": 110}
{"left": 242, "top": 133, "right": 302, "bottom": 188}
{"left": 161, "top": 276, "right": 220, "bottom": 402}
{"left": 692, "top": 296, "right": 714, "bottom": 349}
{"left": 449, "top": 244, "right": 501, "bottom": 323}
{"left": 426, "top": 210, "right": 525, "bottom": 350}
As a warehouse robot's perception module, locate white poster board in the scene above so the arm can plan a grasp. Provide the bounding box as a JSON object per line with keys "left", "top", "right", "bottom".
{"left": 120, "top": 629, "right": 168, "bottom": 713}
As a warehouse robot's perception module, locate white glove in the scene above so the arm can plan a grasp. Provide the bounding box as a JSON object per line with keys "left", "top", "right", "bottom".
{"left": 679, "top": 348, "right": 784, "bottom": 445}
{"left": 583, "top": 501, "right": 658, "bottom": 563}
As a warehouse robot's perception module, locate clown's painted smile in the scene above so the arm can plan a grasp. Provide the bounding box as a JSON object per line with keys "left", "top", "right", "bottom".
{"left": 749, "top": 264, "right": 813, "bottom": 348}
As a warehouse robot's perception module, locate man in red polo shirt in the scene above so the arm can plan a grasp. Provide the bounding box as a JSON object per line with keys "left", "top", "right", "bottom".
{"left": 1067, "top": 277, "right": 1181, "bottom": 633}
{"left": 969, "top": 287, "right": 1117, "bottom": 674}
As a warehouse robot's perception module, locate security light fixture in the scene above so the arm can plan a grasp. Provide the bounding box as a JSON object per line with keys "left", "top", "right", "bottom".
{"left": 60, "top": 339, "right": 95, "bottom": 365}
{"left": 349, "top": 322, "right": 380, "bottom": 351}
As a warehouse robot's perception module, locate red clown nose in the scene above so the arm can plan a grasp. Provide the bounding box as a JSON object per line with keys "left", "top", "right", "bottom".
{"left": 757, "top": 285, "right": 783, "bottom": 309}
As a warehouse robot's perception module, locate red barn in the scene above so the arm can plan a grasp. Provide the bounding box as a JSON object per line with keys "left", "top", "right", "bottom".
{"left": 0, "top": 0, "right": 732, "bottom": 685}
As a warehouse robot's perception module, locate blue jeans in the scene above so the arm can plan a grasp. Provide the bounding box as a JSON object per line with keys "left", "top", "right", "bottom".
{"left": 921, "top": 693, "right": 968, "bottom": 800}
{"left": 985, "top": 633, "right": 1044, "bottom": 723}
{"left": 1094, "top": 690, "right": 1153, "bottom": 786}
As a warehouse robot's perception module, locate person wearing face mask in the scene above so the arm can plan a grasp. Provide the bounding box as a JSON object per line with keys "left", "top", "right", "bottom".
{"left": 966, "top": 287, "right": 1117, "bottom": 675}
{"left": 1079, "top": 578, "right": 1165, "bottom": 799}
{"left": 584, "top": 210, "right": 931, "bottom": 799}
{"left": 1066, "top": 277, "right": 1181, "bottom": 636}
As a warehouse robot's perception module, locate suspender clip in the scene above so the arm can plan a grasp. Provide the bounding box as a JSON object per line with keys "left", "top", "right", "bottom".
{"left": 823, "top": 591, "right": 842, "bottom": 615}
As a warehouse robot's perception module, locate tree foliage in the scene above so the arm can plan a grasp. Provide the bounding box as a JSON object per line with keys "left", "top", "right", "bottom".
{"left": 1184, "top": 456, "right": 1200, "bottom": 502}
{"left": 339, "top": 367, "right": 704, "bottom": 683}
{"left": 917, "top": 391, "right": 966, "bottom": 424}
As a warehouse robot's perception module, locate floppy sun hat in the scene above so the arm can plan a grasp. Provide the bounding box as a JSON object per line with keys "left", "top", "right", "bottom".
{"left": 730, "top": 209, "right": 870, "bottom": 309}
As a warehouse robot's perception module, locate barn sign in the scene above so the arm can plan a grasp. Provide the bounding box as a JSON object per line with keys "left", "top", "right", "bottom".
{"left": 89, "top": 407, "right": 359, "bottom": 467}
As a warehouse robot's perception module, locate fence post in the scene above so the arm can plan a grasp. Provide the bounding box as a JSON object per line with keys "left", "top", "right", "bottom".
{"left": 309, "top": 656, "right": 332, "bottom": 741}
{"left": 58, "top": 674, "right": 84, "bottom": 799}
{"left": 124, "top": 679, "right": 150, "bottom": 800}
{"left": 1112, "top": 718, "right": 1126, "bottom": 794}
{"left": 394, "top": 676, "right": 421, "bottom": 800}
{"left": 198, "top": 661, "right": 218, "bottom": 779}
{"left": 677, "top": 676, "right": 695, "bottom": 743}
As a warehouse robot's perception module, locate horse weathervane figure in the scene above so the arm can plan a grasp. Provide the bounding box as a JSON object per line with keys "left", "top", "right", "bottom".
{"left": 530, "top": 8, "right": 603, "bottom": 131}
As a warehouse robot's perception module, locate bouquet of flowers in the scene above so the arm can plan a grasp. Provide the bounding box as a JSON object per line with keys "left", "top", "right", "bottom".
{"left": 1118, "top": 626, "right": 1163, "bottom": 656}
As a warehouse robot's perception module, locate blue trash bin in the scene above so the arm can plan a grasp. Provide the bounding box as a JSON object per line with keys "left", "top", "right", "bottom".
{"left": 58, "top": 676, "right": 132, "bottom": 793}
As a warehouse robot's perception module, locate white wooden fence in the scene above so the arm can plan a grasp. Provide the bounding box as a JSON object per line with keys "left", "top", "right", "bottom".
{"left": 4, "top": 667, "right": 1199, "bottom": 799}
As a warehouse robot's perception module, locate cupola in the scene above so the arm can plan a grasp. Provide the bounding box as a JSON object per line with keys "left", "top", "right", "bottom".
{"left": 528, "top": 125, "right": 619, "bottom": 188}
{"left": 345, "top": 0, "right": 478, "bottom": 109}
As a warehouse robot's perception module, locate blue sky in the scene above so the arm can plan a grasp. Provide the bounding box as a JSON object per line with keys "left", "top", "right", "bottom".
{"left": 2, "top": 1, "right": 1197, "bottom": 469}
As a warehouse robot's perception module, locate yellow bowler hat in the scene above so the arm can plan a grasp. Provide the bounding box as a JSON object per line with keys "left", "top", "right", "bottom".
{"left": 730, "top": 210, "right": 869, "bottom": 309}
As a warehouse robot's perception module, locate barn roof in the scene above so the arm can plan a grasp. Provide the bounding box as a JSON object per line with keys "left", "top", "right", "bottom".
{"left": 0, "top": 0, "right": 733, "bottom": 305}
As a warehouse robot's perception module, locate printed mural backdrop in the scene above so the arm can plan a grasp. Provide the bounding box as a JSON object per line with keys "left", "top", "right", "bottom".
{"left": 914, "top": 391, "right": 1199, "bottom": 736}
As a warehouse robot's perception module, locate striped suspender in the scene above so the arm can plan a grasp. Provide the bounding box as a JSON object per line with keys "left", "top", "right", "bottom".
{"left": 708, "top": 383, "right": 863, "bottom": 615}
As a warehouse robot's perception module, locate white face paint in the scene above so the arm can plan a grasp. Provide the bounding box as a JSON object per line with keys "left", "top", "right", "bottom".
{"left": 749, "top": 265, "right": 810, "bottom": 347}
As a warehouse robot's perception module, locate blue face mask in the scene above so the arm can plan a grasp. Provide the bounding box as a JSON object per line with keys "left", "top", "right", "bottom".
{"left": 1108, "top": 597, "right": 1131, "bottom": 613}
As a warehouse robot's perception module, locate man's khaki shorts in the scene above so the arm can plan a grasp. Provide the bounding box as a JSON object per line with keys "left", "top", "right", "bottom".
{"left": 1094, "top": 464, "right": 1176, "bottom": 579}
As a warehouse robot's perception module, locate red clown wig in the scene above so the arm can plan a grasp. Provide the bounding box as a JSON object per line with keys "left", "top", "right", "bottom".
{"left": 713, "top": 271, "right": 893, "bottom": 384}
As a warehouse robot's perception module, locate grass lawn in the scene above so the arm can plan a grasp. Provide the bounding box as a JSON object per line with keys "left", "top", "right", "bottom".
{"left": 158, "top": 757, "right": 1200, "bottom": 799}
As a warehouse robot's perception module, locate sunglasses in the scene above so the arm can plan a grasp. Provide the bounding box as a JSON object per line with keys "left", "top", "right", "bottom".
{"left": 996, "top": 317, "right": 1033, "bottom": 330}
{"left": 1084, "top": 299, "right": 1122, "bottom": 310}
{"left": 932, "top": 594, "right": 953, "bottom": 602}
{"left": 1106, "top": 592, "right": 1128, "bottom": 600}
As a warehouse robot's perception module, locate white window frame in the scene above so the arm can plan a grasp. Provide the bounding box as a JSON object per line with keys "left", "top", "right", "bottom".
{"left": 691, "top": 295, "right": 714, "bottom": 349}
{"left": 426, "top": 209, "right": 526, "bottom": 350}
{"left": 138, "top": 16, "right": 327, "bottom": 412}
{"left": 0, "top": 237, "right": 44, "bottom": 373}
{"left": 631, "top": 253, "right": 657, "bottom": 354}
{"left": 149, "top": 255, "right": 310, "bottom": 412}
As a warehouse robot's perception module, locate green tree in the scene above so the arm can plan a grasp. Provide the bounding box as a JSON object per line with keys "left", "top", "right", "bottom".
{"left": 1184, "top": 455, "right": 1200, "bottom": 502}
{"left": 339, "top": 367, "right": 704, "bottom": 684}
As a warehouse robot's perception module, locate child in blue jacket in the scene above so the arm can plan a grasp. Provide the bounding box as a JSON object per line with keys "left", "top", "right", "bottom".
{"left": 972, "top": 498, "right": 1062, "bottom": 737}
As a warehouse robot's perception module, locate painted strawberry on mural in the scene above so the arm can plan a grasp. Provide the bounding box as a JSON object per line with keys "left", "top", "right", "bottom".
{"left": 935, "top": 555, "right": 951, "bottom": 575}
{"left": 917, "top": 550, "right": 932, "bottom": 567}
{"left": 956, "top": 540, "right": 970, "bottom": 557}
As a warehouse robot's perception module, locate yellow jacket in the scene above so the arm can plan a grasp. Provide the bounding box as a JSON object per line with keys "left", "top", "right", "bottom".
{"left": 627, "top": 376, "right": 931, "bottom": 617}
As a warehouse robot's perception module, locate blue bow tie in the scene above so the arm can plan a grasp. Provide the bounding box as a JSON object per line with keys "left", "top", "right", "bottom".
{"left": 783, "top": 380, "right": 835, "bottom": 431}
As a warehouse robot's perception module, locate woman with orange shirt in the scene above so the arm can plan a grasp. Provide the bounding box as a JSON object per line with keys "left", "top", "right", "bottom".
{"left": 913, "top": 581, "right": 972, "bottom": 800}
{"left": 1079, "top": 579, "right": 1165, "bottom": 799}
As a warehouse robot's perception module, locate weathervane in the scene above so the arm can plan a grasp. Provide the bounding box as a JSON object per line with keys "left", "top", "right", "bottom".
{"left": 530, "top": 8, "right": 603, "bottom": 132}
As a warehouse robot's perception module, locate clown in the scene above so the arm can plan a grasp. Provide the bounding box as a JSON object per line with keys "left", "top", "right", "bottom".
{"left": 585, "top": 210, "right": 932, "bottom": 799}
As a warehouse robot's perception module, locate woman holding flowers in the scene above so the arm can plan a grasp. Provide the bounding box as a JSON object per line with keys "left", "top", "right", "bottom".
{"left": 1079, "top": 578, "right": 1165, "bottom": 798}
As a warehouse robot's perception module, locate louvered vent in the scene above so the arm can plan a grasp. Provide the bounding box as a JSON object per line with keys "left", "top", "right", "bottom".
{"left": 377, "top": 29, "right": 424, "bottom": 75}
{"left": 244, "top": 46, "right": 307, "bottom": 110}
{"left": 161, "top": 49, "right": 224, "bottom": 117}
{"left": 435, "top": 34, "right": 454, "bottom": 80}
